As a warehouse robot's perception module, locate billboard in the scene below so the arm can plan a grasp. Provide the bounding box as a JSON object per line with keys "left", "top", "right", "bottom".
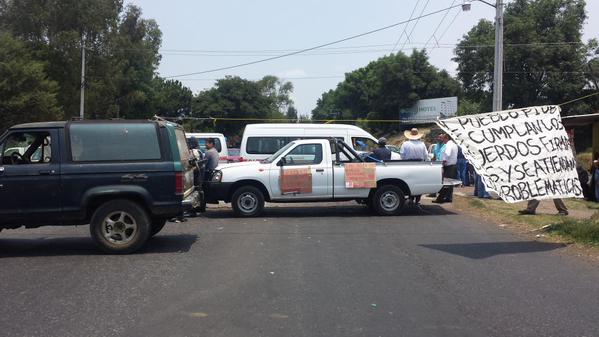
{"left": 399, "top": 96, "right": 458, "bottom": 123}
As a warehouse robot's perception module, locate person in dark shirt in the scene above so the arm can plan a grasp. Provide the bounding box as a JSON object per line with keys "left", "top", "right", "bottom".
{"left": 370, "top": 137, "right": 392, "bottom": 161}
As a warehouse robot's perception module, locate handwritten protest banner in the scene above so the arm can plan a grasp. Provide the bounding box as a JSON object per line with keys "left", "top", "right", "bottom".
{"left": 280, "top": 168, "right": 312, "bottom": 194}
{"left": 345, "top": 163, "right": 376, "bottom": 188}
{"left": 436, "top": 105, "right": 583, "bottom": 203}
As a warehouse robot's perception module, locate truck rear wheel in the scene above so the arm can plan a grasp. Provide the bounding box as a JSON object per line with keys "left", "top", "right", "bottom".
{"left": 90, "top": 199, "right": 151, "bottom": 254}
{"left": 231, "top": 186, "right": 265, "bottom": 217}
{"left": 371, "top": 185, "right": 405, "bottom": 216}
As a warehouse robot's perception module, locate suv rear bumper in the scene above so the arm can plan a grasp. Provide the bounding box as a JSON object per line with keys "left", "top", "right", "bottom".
{"left": 183, "top": 190, "right": 202, "bottom": 210}
{"left": 152, "top": 190, "right": 202, "bottom": 217}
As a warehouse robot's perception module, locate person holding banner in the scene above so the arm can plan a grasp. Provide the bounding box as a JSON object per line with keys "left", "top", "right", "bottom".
{"left": 434, "top": 134, "right": 458, "bottom": 203}
{"left": 518, "top": 199, "right": 568, "bottom": 216}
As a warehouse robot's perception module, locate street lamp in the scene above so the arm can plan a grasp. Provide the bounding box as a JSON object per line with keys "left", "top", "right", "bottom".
{"left": 463, "top": 0, "right": 504, "bottom": 112}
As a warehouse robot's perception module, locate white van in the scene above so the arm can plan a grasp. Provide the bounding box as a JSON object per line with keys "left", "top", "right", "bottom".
{"left": 239, "top": 123, "right": 379, "bottom": 161}
{"left": 186, "top": 132, "right": 228, "bottom": 161}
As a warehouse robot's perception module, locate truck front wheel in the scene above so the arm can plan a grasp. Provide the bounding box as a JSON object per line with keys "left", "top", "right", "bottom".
{"left": 231, "top": 186, "right": 265, "bottom": 217}
{"left": 371, "top": 185, "right": 405, "bottom": 216}
{"left": 90, "top": 199, "right": 151, "bottom": 254}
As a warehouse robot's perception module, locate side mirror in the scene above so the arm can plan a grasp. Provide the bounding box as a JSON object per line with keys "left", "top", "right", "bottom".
{"left": 277, "top": 157, "right": 287, "bottom": 166}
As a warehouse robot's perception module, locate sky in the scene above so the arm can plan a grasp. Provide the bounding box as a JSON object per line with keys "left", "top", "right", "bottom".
{"left": 129, "top": 0, "right": 599, "bottom": 117}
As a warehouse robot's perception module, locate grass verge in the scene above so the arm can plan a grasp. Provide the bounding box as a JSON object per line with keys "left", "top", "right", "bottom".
{"left": 453, "top": 195, "right": 599, "bottom": 246}
{"left": 545, "top": 219, "right": 599, "bottom": 246}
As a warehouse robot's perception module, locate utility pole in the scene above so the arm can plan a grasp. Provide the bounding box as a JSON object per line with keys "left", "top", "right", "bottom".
{"left": 79, "top": 38, "right": 86, "bottom": 119}
{"left": 462, "top": 0, "right": 504, "bottom": 111}
{"left": 492, "top": 0, "right": 504, "bottom": 111}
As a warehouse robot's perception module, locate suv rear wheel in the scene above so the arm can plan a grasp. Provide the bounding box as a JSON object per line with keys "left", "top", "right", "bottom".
{"left": 150, "top": 218, "right": 167, "bottom": 237}
{"left": 90, "top": 199, "right": 151, "bottom": 253}
{"left": 231, "top": 186, "right": 265, "bottom": 217}
{"left": 371, "top": 185, "right": 405, "bottom": 216}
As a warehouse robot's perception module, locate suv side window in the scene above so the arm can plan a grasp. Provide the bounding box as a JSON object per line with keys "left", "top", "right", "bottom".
{"left": 284, "top": 144, "right": 323, "bottom": 165}
{"left": 1, "top": 132, "right": 52, "bottom": 165}
{"left": 69, "top": 123, "right": 161, "bottom": 162}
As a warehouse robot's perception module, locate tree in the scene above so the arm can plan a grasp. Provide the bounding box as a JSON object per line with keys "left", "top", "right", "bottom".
{"left": 453, "top": 0, "right": 594, "bottom": 114}
{"left": 190, "top": 76, "right": 295, "bottom": 136}
{"left": 312, "top": 50, "right": 461, "bottom": 132}
{"left": 150, "top": 78, "right": 192, "bottom": 118}
{"left": 0, "top": 1, "right": 164, "bottom": 120}
{"left": 0, "top": 32, "right": 62, "bottom": 131}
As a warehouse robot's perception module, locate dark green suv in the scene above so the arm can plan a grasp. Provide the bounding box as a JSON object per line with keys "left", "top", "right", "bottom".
{"left": 0, "top": 120, "right": 200, "bottom": 253}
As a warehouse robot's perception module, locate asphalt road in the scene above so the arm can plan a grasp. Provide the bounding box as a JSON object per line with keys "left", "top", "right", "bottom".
{"left": 1, "top": 203, "right": 599, "bottom": 337}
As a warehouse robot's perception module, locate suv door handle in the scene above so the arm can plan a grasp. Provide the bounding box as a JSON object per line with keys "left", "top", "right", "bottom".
{"left": 121, "top": 174, "right": 135, "bottom": 181}
{"left": 315, "top": 169, "right": 324, "bottom": 172}
{"left": 134, "top": 174, "right": 148, "bottom": 181}
{"left": 39, "top": 170, "right": 56, "bottom": 175}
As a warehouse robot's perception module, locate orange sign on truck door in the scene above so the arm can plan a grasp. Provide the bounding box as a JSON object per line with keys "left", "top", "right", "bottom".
{"left": 280, "top": 168, "right": 313, "bottom": 194}
{"left": 344, "top": 163, "right": 376, "bottom": 188}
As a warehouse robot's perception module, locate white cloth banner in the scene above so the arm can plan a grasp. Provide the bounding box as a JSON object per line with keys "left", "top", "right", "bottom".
{"left": 436, "top": 105, "right": 583, "bottom": 203}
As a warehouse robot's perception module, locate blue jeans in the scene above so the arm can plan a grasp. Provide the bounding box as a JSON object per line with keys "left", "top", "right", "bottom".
{"left": 457, "top": 159, "right": 470, "bottom": 186}
{"left": 474, "top": 173, "right": 490, "bottom": 198}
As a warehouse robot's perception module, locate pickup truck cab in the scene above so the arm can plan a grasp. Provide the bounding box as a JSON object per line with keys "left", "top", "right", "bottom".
{"left": 0, "top": 120, "right": 200, "bottom": 253}
{"left": 206, "top": 139, "right": 443, "bottom": 216}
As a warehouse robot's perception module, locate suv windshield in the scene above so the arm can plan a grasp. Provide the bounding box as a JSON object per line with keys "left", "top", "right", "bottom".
{"left": 262, "top": 141, "right": 296, "bottom": 163}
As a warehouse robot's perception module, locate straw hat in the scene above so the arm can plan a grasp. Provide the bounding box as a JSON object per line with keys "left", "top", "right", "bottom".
{"left": 404, "top": 128, "right": 423, "bottom": 140}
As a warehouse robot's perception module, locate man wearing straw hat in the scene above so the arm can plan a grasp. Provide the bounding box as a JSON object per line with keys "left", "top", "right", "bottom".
{"left": 400, "top": 128, "right": 429, "bottom": 205}
{"left": 400, "top": 128, "right": 428, "bottom": 161}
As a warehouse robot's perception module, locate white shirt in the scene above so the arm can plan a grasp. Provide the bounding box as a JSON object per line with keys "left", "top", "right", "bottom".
{"left": 441, "top": 140, "right": 458, "bottom": 166}
{"left": 399, "top": 140, "right": 428, "bottom": 161}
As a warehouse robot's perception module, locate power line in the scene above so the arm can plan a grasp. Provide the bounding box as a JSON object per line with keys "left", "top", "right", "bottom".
{"left": 164, "top": 2, "right": 462, "bottom": 79}
{"left": 400, "top": 0, "right": 431, "bottom": 51}
{"left": 434, "top": 8, "right": 462, "bottom": 48}
{"left": 156, "top": 42, "right": 585, "bottom": 57}
{"left": 391, "top": 0, "right": 421, "bottom": 53}
{"left": 105, "top": 41, "right": 585, "bottom": 54}
{"left": 423, "top": 0, "right": 457, "bottom": 49}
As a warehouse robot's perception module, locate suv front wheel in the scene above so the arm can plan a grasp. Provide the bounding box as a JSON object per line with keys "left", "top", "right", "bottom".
{"left": 90, "top": 199, "right": 151, "bottom": 254}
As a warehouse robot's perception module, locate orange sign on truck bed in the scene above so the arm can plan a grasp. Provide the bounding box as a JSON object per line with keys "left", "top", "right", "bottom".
{"left": 345, "top": 163, "right": 376, "bottom": 188}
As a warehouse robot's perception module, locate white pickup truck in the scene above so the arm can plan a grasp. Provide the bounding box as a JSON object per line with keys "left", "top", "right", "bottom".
{"left": 205, "top": 139, "right": 443, "bottom": 216}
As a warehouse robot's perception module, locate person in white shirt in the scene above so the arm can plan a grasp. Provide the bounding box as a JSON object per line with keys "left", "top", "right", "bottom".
{"left": 400, "top": 128, "right": 429, "bottom": 205}
{"left": 400, "top": 128, "right": 429, "bottom": 161}
{"left": 433, "top": 133, "right": 459, "bottom": 203}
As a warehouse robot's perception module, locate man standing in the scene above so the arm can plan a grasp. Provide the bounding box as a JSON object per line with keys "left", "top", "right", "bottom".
{"left": 434, "top": 134, "right": 458, "bottom": 203}
{"left": 400, "top": 128, "right": 428, "bottom": 161}
{"left": 518, "top": 199, "right": 568, "bottom": 216}
{"left": 401, "top": 128, "right": 428, "bottom": 205}
{"left": 370, "top": 137, "right": 392, "bottom": 161}
{"left": 204, "top": 138, "right": 219, "bottom": 178}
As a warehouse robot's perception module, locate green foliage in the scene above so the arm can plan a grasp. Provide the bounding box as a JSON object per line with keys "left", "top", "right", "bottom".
{"left": 311, "top": 50, "right": 461, "bottom": 133}
{"left": 454, "top": 0, "right": 596, "bottom": 114}
{"left": 190, "top": 76, "right": 295, "bottom": 136}
{"left": 0, "top": 32, "right": 62, "bottom": 131}
{"left": 457, "top": 98, "right": 484, "bottom": 116}
{"left": 150, "top": 78, "right": 192, "bottom": 118}
{"left": 0, "top": 0, "right": 168, "bottom": 122}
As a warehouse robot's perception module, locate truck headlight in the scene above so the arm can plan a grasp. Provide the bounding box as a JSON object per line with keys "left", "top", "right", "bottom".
{"left": 211, "top": 170, "right": 222, "bottom": 182}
